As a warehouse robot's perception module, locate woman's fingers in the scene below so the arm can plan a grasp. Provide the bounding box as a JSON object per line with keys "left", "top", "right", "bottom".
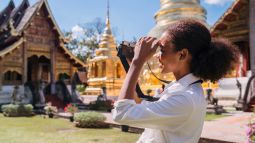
{"left": 151, "top": 39, "right": 160, "bottom": 51}
{"left": 133, "top": 36, "right": 159, "bottom": 62}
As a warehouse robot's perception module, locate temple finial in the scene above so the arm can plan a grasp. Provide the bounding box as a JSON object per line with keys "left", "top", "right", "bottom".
{"left": 98, "top": 0, "right": 116, "bottom": 49}
{"left": 107, "top": 0, "right": 109, "bottom": 20}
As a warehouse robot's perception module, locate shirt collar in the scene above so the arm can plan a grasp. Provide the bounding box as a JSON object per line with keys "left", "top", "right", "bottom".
{"left": 176, "top": 73, "right": 200, "bottom": 87}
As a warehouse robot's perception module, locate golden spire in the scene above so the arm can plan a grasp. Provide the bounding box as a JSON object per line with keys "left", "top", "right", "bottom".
{"left": 98, "top": 0, "right": 116, "bottom": 51}
{"left": 148, "top": 0, "right": 207, "bottom": 38}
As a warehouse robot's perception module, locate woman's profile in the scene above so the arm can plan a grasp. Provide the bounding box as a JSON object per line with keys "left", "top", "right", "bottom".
{"left": 112, "top": 19, "right": 239, "bottom": 143}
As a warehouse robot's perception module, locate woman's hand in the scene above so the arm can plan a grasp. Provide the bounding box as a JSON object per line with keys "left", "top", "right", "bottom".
{"left": 133, "top": 37, "right": 159, "bottom": 64}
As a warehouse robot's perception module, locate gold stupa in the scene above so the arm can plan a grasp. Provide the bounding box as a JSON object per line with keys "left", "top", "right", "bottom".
{"left": 85, "top": 0, "right": 125, "bottom": 96}
{"left": 148, "top": 0, "right": 207, "bottom": 38}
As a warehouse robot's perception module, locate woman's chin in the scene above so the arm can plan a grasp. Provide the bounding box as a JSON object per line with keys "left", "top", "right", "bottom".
{"left": 160, "top": 67, "right": 172, "bottom": 74}
{"left": 161, "top": 68, "right": 168, "bottom": 74}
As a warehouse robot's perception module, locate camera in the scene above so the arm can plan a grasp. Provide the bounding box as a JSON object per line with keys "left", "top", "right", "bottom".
{"left": 116, "top": 41, "right": 159, "bottom": 102}
{"left": 117, "top": 41, "right": 136, "bottom": 62}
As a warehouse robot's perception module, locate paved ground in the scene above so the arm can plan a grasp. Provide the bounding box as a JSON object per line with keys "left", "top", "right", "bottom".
{"left": 202, "top": 111, "right": 252, "bottom": 143}
{"left": 58, "top": 99, "right": 252, "bottom": 143}
{"left": 101, "top": 112, "right": 252, "bottom": 143}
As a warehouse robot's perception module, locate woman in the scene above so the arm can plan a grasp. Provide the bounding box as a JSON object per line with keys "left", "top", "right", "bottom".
{"left": 112, "top": 19, "right": 239, "bottom": 143}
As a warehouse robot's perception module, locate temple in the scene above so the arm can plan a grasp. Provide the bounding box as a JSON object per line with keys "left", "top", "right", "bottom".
{"left": 0, "top": 0, "right": 86, "bottom": 107}
{"left": 84, "top": 0, "right": 125, "bottom": 96}
{"left": 211, "top": 0, "right": 250, "bottom": 77}
{"left": 211, "top": 0, "right": 255, "bottom": 101}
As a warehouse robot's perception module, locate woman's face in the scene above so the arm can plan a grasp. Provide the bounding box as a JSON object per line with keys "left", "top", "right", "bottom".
{"left": 158, "top": 33, "right": 180, "bottom": 74}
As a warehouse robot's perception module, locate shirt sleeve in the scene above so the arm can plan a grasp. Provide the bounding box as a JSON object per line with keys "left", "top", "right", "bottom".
{"left": 112, "top": 94, "right": 194, "bottom": 131}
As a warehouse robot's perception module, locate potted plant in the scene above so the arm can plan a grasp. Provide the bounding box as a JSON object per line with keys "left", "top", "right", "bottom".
{"left": 64, "top": 103, "right": 78, "bottom": 122}
{"left": 44, "top": 102, "right": 58, "bottom": 118}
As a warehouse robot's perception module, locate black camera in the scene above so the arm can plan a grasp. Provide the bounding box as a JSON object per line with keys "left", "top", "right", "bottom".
{"left": 117, "top": 41, "right": 136, "bottom": 62}
{"left": 116, "top": 41, "right": 159, "bottom": 102}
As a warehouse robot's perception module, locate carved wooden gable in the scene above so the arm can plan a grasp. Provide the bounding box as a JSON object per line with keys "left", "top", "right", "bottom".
{"left": 1, "top": 46, "right": 23, "bottom": 74}
{"left": 56, "top": 47, "right": 72, "bottom": 77}
{"left": 24, "top": 5, "right": 56, "bottom": 59}
{"left": 212, "top": 0, "right": 249, "bottom": 42}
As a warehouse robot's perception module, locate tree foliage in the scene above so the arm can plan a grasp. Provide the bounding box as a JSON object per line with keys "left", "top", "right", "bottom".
{"left": 64, "top": 18, "right": 107, "bottom": 62}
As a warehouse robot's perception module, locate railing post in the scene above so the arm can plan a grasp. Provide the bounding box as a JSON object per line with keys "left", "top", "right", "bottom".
{"left": 249, "top": 0, "right": 255, "bottom": 76}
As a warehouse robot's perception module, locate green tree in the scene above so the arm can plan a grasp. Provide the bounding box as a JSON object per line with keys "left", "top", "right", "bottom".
{"left": 65, "top": 17, "right": 118, "bottom": 62}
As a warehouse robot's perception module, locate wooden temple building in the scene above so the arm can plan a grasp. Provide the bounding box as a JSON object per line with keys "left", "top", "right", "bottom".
{"left": 210, "top": 0, "right": 255, "bottom": 109}
{"left": 0, "top": 0, "right": 86, "bottom": 106}
{"left": 211, "top": 0, "right": 254, "bottom": 77}
{"left": 84, "top": 1, "right": 125, "bottom": 97}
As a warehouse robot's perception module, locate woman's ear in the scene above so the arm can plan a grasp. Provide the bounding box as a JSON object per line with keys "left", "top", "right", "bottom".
{"left": 179, "top": 49, "right": 189, "bottom": 61}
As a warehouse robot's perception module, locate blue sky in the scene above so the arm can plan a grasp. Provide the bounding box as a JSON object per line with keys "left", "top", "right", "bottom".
{"left": 0, "top": 0, "right": 234, "bottom": 41}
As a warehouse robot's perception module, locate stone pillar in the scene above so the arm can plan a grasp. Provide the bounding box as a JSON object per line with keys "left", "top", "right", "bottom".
{"left": 250, "top": 0, "right": 255, "bottom": 75}
{"left": 23, "top": 42, "right": 27, "bottom": 84}
{"left": 50, "top": 44, "right": 56, "bottom": 94}
{"left": 37, "top": 64, "right": 43, "bottom": 81}
{"left": 0, "top": 59, "right": 2, "bottom": 91}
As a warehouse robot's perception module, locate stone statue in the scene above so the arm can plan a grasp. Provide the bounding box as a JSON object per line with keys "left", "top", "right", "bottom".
{"left": 97, "top": 87, "right": 107, "bottom": 101}
{"left": 24, "top": 85, "right": 33, "bottom": 104}
{"left": 38, "top": 81, "right": 46, "bottom": 104}
{"left": 11, "top": 85, "right": 22, "bottom": 104}
{"left": 71, "top": 72, "right": 82, "bottom": 102}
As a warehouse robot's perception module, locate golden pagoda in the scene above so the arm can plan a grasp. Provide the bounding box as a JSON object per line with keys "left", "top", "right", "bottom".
{"left": 148, "top": 0, "right": 207, "bottom": 38}
{"left": 84, "top": 0, "right": 125, "bottom": 96}
{"left": 140, "top": 0, "right": 208, "bottom": 91}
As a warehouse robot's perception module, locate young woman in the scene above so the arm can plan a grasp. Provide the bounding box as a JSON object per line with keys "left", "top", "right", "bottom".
{"left": 112, "top": 19, "right": 239, "bottom": 143}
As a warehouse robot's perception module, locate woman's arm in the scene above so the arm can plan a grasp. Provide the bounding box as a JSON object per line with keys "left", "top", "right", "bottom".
{"left": 118, "top": 37, "right": 159, "bottom": 103}
{"left": 118, "top": 60, "right": 143, "bottom": 103}
{"left": 113, "top": 94, "right": 193, "bottom": 130}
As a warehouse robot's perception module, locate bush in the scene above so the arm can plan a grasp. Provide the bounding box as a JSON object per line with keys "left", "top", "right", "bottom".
{"left": 1, "top": 104, "right": 33, "bottom": 117}
{"left": 89, "top": 100, "right": 113, "bottom": 112}
{"left": 74, "top": 112, "right": 109, "bottom": 128}
{"left": 77, "top": 85, "right": 86, "bottom": 92}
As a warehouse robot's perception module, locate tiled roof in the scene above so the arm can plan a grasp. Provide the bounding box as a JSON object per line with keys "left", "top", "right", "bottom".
{"left": 0, "top": 0, "right": 15, "bottom": 29}
{"left": 211, "top": 0, "right": 247, "bottom": 32}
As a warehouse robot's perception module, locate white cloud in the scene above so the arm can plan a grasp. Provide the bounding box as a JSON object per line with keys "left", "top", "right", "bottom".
{"left": 71, "top": 25, "right": 84, "bottom": 39}
{"left": 204, "top": 0, "right": 233, "bottom": 6}
{"left": 71, "top": 46, "right": 91, "bottom": 57}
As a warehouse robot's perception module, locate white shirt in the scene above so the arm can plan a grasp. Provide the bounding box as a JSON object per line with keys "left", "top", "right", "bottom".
{"left": 112, "top": 73, "right": 206, "bottom": 143}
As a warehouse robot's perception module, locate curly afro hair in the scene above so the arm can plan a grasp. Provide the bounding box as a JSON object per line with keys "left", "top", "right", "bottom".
{"left": 165, "top": 19, "right": 239, "bottom": 82}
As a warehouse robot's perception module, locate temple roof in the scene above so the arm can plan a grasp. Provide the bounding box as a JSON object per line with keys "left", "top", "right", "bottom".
{"left": 0, "top": 0, "right": 85, "bottom": 67}
{"left": 0, "top": 0, "right": 15, "bottom": 29}
{"left": 211, "top": 0, "right": 248, "bottom": 33}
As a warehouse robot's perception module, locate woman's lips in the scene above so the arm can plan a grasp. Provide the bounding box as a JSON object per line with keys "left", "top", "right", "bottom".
{"left": 158, "top": 59, "right": 163, "bottom": 68}
{"left": 159, "top": 62, "right": 164, "bottom": 68}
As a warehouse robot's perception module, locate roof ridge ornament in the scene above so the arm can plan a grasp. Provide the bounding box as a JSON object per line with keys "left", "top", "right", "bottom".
{"left": 8, "top": 19, "right": 18, "bottom": 36}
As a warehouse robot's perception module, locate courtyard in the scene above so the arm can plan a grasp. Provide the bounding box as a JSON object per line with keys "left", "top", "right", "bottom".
{"left": 0, "top": 110, "right": 248, "bottom": 143}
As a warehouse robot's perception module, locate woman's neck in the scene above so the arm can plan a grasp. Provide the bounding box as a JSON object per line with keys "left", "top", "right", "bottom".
{"left": 174, "top": 70, "right": 191, "bottom": 81}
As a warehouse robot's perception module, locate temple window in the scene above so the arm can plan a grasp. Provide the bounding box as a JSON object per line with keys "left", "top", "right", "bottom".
{"left": 116, "top": 63, "right": 122, "bottom": 78}
{"left": 3, "top": 71, "right": 22, "bottom": 85}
